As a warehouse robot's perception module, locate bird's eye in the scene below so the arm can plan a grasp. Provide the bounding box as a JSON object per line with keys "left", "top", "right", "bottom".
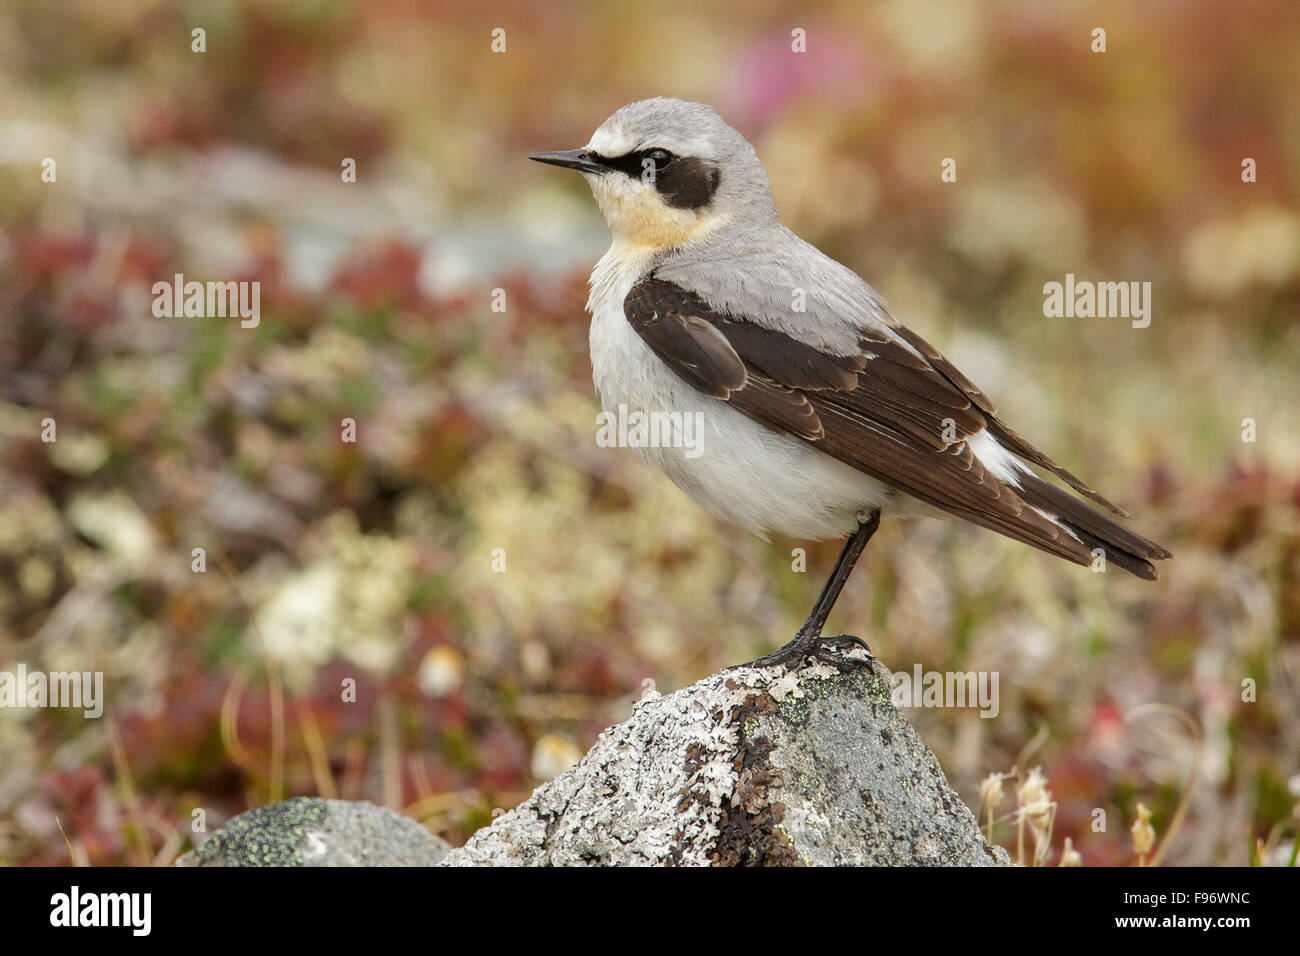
{"left": 645, "top": 148, "right": 673, "bottom": 170}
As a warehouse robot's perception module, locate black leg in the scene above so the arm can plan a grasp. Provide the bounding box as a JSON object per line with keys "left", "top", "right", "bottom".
{"left": 747, "top": 510, "right": 881, "bottom": 669}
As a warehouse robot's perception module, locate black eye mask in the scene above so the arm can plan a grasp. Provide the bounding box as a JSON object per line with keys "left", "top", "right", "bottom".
{"left": 593, "top": 149, "right": 723, "bottom": 210}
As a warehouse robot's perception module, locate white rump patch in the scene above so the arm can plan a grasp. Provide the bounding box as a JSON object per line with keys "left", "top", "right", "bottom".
{"left": 966, "top": 430, "right": 1024, "bottom": 487}
{"left": 967, "top": 430, "right": 1083, "bottom": 541}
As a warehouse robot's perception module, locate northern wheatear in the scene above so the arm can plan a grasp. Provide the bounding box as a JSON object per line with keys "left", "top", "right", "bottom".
{"left": 530, "top": 97, "right": 1170, "bottom": 666}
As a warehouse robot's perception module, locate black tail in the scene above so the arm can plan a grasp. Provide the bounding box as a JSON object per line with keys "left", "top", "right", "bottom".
{"left": 1015, "top": 472, "right": 1172, "bottom": 580}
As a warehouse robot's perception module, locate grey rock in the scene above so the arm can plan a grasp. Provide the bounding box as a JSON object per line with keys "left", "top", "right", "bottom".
{"left": 442, "top": 651, "right": 1008, "bottom": 866}
{"left": 176, "top": 796, "right": 451, "bottom": 867}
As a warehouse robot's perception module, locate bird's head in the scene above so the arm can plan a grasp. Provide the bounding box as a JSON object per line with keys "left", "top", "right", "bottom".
{"left": 530, "top": 97, "right": 777, "bottom": 251}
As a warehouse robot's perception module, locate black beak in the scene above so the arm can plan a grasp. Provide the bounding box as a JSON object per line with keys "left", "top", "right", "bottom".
{"left": 528, "top": 148, "right": 607, "bottom": 174}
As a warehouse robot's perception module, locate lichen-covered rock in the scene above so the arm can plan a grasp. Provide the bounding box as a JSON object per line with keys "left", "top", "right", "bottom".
{"left": 176, "top": 797, "right": 451, "bottom": 867}
{"left": 442, "top": 651, "right": 1007, "bottom": 866}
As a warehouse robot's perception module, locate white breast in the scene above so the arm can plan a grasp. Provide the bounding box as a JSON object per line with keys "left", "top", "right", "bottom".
{"left": 585, "top": 245, "right": 895, "bottom": 540}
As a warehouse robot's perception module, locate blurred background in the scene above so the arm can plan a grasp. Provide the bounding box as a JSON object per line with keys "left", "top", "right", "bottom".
{"left": 1, "top": 0, "right": 1297, "bottom": 866}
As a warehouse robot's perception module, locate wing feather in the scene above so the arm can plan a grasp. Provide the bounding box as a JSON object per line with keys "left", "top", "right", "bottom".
{"left": 622, "top": 273, "right": 1168, "bottom": 574}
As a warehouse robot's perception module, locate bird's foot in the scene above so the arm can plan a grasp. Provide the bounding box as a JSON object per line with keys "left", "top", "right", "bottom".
{"left": 742, "top": 628, "right": 872, "bottom": 671}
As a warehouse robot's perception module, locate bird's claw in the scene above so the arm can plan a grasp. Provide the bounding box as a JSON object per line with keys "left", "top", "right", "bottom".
{"left": 743, "top": 630, "right": 872, "bottom": 670}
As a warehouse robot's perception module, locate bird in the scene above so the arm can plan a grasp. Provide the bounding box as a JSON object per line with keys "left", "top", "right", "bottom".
{"left": 529, "top": 97, "right": 1171, "bottom": 667}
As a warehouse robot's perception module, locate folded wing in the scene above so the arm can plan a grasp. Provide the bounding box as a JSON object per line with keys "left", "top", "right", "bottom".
{"left": 624, "top": 274, "right": 1171, "bottom": 579}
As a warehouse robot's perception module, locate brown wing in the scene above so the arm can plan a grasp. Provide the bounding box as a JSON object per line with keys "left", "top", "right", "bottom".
{"left": 624, "top": 274, "right": 1171, "bottom": 578}
{"left": 890, "top": 323, "right": 1130, "bottom": 517}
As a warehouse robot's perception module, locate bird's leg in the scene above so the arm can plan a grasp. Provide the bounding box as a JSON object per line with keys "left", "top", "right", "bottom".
{"left": 749, "top": 510, "right": 881, "bottom": 669}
